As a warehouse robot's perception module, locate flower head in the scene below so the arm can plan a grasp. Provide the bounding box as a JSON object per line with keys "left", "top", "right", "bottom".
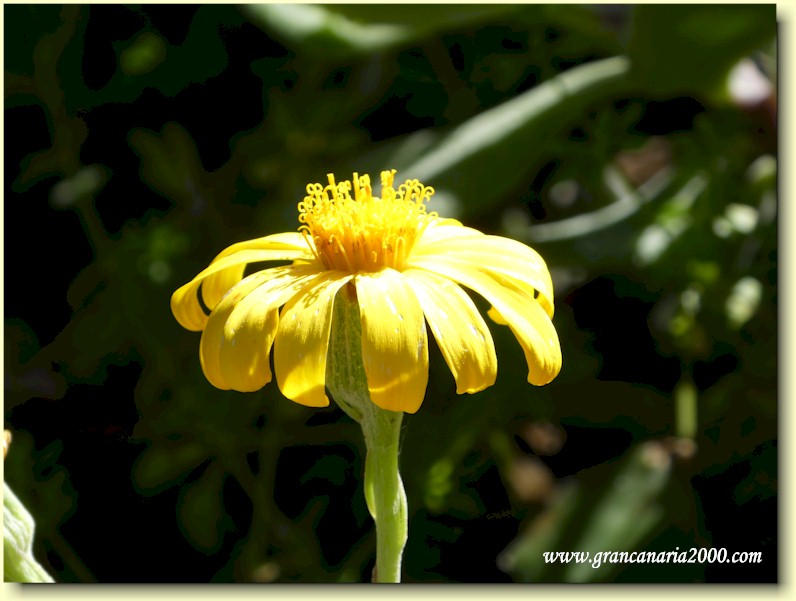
{"left": 171, "top": 170, "right": 561, "bottom": 413}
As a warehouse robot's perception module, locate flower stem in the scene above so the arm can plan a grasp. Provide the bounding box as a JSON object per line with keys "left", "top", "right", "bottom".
{"left": 361, "top": 403, "right": 407, "bottom": 583}
{"left": 327, "top": 284, "right": 408, "bottom": 583}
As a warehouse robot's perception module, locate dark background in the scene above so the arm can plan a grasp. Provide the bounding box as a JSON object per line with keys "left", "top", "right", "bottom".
{"left": 4, "top": 4, "right": 777, "bottom": 583}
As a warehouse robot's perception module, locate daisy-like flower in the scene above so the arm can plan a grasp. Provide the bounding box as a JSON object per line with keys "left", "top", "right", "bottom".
{"left": 171, "top": 170, "right": 561, "bottom": 413}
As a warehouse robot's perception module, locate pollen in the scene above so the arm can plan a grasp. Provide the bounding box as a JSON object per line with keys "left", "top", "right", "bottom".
{"left": 298, "top": 170, "right": 436, "bottom": 273}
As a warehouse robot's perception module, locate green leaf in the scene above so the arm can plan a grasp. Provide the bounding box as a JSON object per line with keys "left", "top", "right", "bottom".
{"left": 133, "top": 442, "right": 210, "bottom": 494}
{"left": 3, "top": 482, "right": 55, "bottom": 583}
{"left": 397, "top": 56, "right": 632, "bottom": 218}
{"left": 242, "top": 4, "right": 521, "bottom": 60}
{"left": 628, "top": 4, "right": 776, "bottom": 97}
{"left": 497, "top": 482, "right": 582, "bottom": 582}
{"left": 129, "top": 123, "right": 207, "bottom": 206}
{"left": 120, "top": 31, "right": 167, "bottom": 76}
{"left": 499, "top": 440, "right": 676, "bottom": 583}
{"left": 563, "top": 442, "right": 672, "bottom": 583}
{"left": 176, "top": 467, "right": 230, "bottom": 554}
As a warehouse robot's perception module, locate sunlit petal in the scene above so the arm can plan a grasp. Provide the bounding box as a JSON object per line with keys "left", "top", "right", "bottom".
{"left": 411, "top": 233, "right": 555, "bottom": 317}
{"left": 171, "top": 233, "right": 316, "bottom": 332}
{"left": 404, "top": 269, "right": 497, "bottom": 393}
{"left": 355, "top": 269, "right": 429, "bottom": 413}
{"left": 199, "top": 265, "right": 318, "bottom": 391}
{"left": 213, "top": 231, "right": 313, "bottom": 262}
{"left": 415, "top": 219, "right": 481, "bottom": 245}
{"left": 410, "top": 257, "right": 561, "bottom": 385}
{"left": 275, "top": 271, "right": 353, "bottom": 408}
{"left": 201, "top": 263, "right": 247, "bottom": 317}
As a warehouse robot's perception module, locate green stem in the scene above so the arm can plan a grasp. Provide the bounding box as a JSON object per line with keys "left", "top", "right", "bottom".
{"left": 326, "top": 284, "right": 408, "bottom": 583}
{"left": 360, "top": 404, "right": 407, "bottom": 583}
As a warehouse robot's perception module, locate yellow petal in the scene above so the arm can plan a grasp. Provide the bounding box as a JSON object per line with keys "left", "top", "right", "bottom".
{"left": 404, "top": 269, "right": 497, "bottom": 394}
{"left": 212, "top": 232, "right": 314, "bottom": 262}
{"left": 201, "top": 263, "right": 246, "bottom": 316}
{"left": 355, "top": 269, "right": 429, "bottom": 413}
{"left": 410, "top": 258, "right": 561, "bottom": 386}
{"left": 487, "top": 306, "right": 508, "bottom": 325}
{"left": 171, "top": 232, "right": 315, "bottom": 332}
{"left": 274, "top": 271, "right": 352, "bottom": 408}
{"left": 199, "top": 265, "right": 318, "bottom": 391}
{"left": 412, "top": 232, "right": 555, "bottom": 317}
{"left": 416, "top": 219, "right": 480, "bottom": 245}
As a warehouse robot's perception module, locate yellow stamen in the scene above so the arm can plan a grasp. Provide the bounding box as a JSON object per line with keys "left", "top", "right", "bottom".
{"left": 298, "top": 170, "right": 436, "bottom": 273}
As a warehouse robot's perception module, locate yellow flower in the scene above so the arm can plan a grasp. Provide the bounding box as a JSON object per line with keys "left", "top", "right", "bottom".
{"left": 171, "top": 170, "right": 561, "bottom": 413}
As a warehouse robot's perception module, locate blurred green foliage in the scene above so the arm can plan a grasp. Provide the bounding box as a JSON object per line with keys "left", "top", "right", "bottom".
{"left": 4, "top": 3, "right": 776, "bottom": 583}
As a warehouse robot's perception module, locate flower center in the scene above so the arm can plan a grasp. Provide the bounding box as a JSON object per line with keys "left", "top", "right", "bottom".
{"left": 298, "top": 170, "right": 436, "bottom": 273}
